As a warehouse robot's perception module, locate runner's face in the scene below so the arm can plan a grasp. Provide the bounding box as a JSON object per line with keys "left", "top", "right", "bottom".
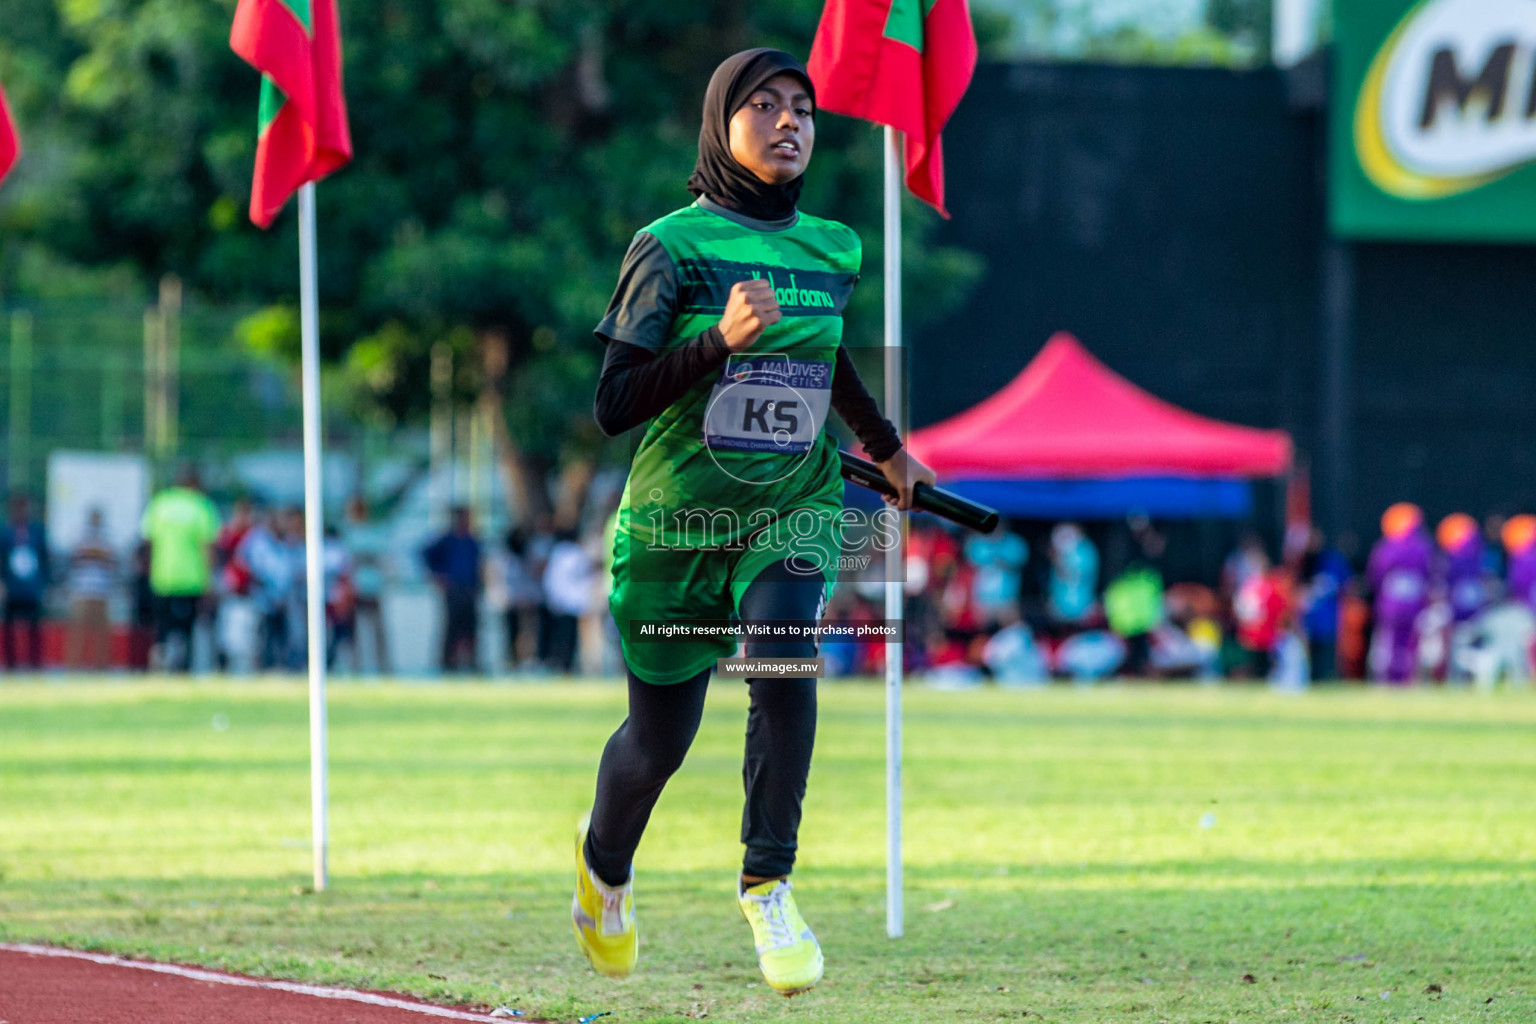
{"left": 728, "top": 73, "right": 815, "bottom": 185}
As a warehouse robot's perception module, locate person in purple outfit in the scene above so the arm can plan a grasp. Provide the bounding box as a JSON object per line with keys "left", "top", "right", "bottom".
{"left": 1435, "top": 513, "right": 1488, "bottom": 624}
{"left": 1366, "top": 503, "right": 1432, "bottom": 684}
{"left": 1502, "top": 515, "right": 1536, "bottom": 612}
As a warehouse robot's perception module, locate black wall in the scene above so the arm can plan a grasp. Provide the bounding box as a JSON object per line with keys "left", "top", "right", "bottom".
{"left": 917, "top": 60, "right": 1536, "bottom": 553}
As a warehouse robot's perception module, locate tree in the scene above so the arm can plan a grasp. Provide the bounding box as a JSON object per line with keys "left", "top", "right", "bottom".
{"left": 973, "top": 0, "right": 1266, "bottom": 66}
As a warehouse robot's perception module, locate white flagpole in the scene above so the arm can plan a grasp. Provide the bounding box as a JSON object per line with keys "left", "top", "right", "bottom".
{"left": 883, "top": 125, "right": 904, "bottom": 940}
{"left": 298, "top": 181, "right": 329, "bottom": 892}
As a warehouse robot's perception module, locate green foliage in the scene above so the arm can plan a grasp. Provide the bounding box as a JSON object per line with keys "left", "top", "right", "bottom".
{"left": 1, "top": 0, "right": 986, "bottom": 467}
{"left": 1206, "top": 0, "right": 1271, "bottom": 59}
{"left": 0, "top": 302, "right": 299, "bottom": 487}
{"left": 976, "top": 0, "right": 1268, "bottom": 66}
{"left": 2, "top": 682, "right": 1535, "bottom": 1022}
{"left": 1077, "top": 25, "right": 1257, "bottom": 67}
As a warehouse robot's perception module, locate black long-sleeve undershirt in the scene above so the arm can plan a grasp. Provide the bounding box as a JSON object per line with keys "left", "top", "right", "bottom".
{"left": 593, "top": 327, "right": 733, "bottom": 434}
{"left": 826, "top": 346, "right": 903, "bottom": 462}
{"left": 593, "top": 331, "right": 903, "bottom": 462}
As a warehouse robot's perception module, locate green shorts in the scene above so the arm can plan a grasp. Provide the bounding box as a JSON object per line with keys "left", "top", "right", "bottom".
{"left": 608, "top": 504, "right": 841, "bottom": 685}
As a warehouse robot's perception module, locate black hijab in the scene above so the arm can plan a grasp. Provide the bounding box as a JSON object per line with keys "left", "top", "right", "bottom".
{"left": 686, "top": 48, "right": 815, "bottom": 222}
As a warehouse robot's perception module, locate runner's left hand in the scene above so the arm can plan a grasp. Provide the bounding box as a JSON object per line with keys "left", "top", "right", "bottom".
{"left": 875, "top": 448, "right": 937, "bottom": 512}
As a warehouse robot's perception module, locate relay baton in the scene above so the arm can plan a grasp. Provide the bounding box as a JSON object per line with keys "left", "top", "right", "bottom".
{"left": 839, "top": 451, "right": 1000, "bottom": 534}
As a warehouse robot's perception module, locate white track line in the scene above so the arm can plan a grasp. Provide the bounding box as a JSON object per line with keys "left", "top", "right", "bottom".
{"left": 0, "top": 944, "right": 509, "bottom": 1021}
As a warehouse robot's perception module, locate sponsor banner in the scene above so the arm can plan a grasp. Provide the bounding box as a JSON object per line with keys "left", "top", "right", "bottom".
{"left": 1332, "top": 0, "right": 1536, "bottom": 241}
{"left": 675, "top": 259, "right": 856, "bottom": 315}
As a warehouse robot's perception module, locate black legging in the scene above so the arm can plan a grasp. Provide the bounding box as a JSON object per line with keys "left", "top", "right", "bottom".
{"left": 585, "top": 557, "right": 825, "bottom": 886}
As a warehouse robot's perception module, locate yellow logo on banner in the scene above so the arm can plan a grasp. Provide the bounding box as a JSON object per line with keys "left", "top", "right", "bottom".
{"left": 1355, "top": 0, "right": 1536, "bottom": 200}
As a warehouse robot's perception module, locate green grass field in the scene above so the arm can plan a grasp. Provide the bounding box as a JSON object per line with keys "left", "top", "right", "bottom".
{"left": 1, "top": 680, "right": 1533, "bottom": 1023}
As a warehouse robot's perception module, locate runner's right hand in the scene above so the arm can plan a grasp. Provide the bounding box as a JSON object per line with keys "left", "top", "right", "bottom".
{"left": 719, "top": 279, "right": 781, "bottom": 352}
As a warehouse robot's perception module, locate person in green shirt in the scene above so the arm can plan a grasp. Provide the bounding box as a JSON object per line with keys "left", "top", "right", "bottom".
{"left": 1104, "top": 564, "right": 1165, "bottom": 678}
{"left": 140, "top": 467, "right": 221, "bottom": 672}
{"left": 569, "top": 48, "right": 935, "bottom": 997}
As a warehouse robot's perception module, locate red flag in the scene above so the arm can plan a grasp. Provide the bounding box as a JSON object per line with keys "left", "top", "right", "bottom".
{"left": 230, "top": 0, "right": 352, "bottom": 228}
{"left": 0, "top": 84, "right": 20, "bottom": 187}
{"left": 808, "top": 0, "right": 976, "bottom": 217}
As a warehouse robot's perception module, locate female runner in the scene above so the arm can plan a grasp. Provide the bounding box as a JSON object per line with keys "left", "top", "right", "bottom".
{"left": 572, "top": 47, "right": 935, "bottom": 996}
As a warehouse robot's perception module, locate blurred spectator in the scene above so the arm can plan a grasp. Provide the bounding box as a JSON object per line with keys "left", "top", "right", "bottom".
{"left": 964, "top": 527, "right": 1027, "bottom": 628}
{"left": 485, "top": 537, "right": 511, "bottom": 669}
{"left": 127, "top": 541, "right": 156, "bottom": 671}
{"left": 1164, "top": 582, "right": 1223, "bottom": 679}
{"left": 1, "top": 494, "right": 49, "bottom": 670}
{"left": 1055, "top": 629, "right": 1126, "bottom": 682}
{"left": 1436, "top": 513, "right": 1488, "bottom": 624}
{"left": 1232, "top": 549, "right": 1292, "bottom": 680}
{"left": 1416, "top": 597, "right": 1454, "bottom": 683}
{"left": 1366, "top": 502, "right": 1432, "bottom": 685}
{"left": 981, "top": 609, "right": 1048, "bottom": 685}
{"left": 239, "top": 508, "right": 305, "bottom": 670}
{"left": 1301, "top": 529, "right": 1353, "bottom": 680}
{"left": 542, "top": 529, "right": 593, "bottom": 675}
{"left": 1420, "top": 513, "right": 1487, "bottom": 681}
{"left": 66, "top": 507, "right": 117, "bottom": 670}
{"left": 277, "top": 510, "right": 310, "bottom": 667}
{"left": 1455, "top": 600, "right": 1536, "bottom": 688}
{"left": 1103, "top": 562, "right": 1163, "bottom": 677}
{"left": 924, "top": 623, "right": 985, "bottom": 688}
{"left": 342, "top": 497, "right": 391, "bottom": 676}
{"left": 423, "top": 505, "right": 482, "bottom": 674}
{"left": 1149, "top": 620, "right": 1217, "bottom": 678}
{"left": 1131, "top": 517, "right": 1168, "bottom": 573}
{"left": 903, "top": 520, "right": 959, "bottom": 662}
{"left": 1482, "top": 513, "right": 1509, "bottom": 585}
{"left": 823, "top": 589, "right": 885, "bottom": 677}
{"left": 579, "top": 518, "right": 614, "bottom": 675}
{"left": 1105, "top": 521, "right": 1166, "bottom": 677}
{"left": 141, "top": 469, "right": 221, "bottom": 672}
{"left": 821, "top": 589, "right": 865, "bottom": 676}
{"left": 323, "top": 525, "right": 357, "bottom": 671}
{"left": 1271, "top": 630, "right": 1311, "bottom": 689}
{"left": 1337, "top": 582, "right": 1371, "bottom": 681}
{"left": 490, "top": 527, "right": 541, "bottom": 671}
{"left": 211, "top": 497, "right": 256, "bottom": 669}
{"left": 599, "top": 506, "right": 624, "bottom": 674}
{"left": 216, "top": 501, "right": 259, "bottom": 675}
{"left": 216, "top": 498, "right": 257, "bottom": 577}
{"left": 1456, "top": 516, "right": 1536, "bottom": 687}
{"left": 1048, "top": 522, "right": 1099, "bottom": 625}
{"left": 1501, "top": 514, "right": 1536, "bottom": 613}
{"left": 1221, "top": 533, "right": 1267, "bottom": 606}
{"left": 527, "top": 514, "right": 556, "bottom": 667}
{"left": 940, "top": 545, "right": 982, "bottom": 636}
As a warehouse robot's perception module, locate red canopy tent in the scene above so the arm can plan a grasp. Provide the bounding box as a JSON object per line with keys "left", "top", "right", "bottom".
{"left": 858, "top": 333, "right": 1293, "bottom": 519}
{"left": 906, "top": 332, "right": 1291, "bottom": 477}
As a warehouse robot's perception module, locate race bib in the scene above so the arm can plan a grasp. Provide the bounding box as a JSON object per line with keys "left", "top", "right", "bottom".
{"left": 703, "top": 354, "right": 832, "bottom": 455}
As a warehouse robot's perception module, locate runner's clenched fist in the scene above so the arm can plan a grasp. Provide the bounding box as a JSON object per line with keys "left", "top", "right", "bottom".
{"left": 719, "top": 279, "right": 781, "bottom": 352}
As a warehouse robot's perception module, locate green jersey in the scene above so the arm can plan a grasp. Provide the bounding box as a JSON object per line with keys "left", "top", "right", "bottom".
{"left": 140, "top": 486, "right": 220, "bottom": 597}
{"left": 599, "top": 198, "right": 861, "bottom": 684}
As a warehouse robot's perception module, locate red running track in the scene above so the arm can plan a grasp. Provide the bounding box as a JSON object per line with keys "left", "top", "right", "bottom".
{"left": 0, "top": 945, "right": 540, "bottom": 1024}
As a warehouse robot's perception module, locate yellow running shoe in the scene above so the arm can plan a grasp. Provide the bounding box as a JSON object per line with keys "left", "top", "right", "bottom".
{"left": 571, "top": 815, "right": 637, "bottom": 978}
{"left": 737, "top": 878, "right": 823, "bottom": 996}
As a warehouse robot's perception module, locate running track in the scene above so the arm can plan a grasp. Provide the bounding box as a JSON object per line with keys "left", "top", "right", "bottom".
{"left": 0, "top": 945, "right": 546, "bottom": 1024}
